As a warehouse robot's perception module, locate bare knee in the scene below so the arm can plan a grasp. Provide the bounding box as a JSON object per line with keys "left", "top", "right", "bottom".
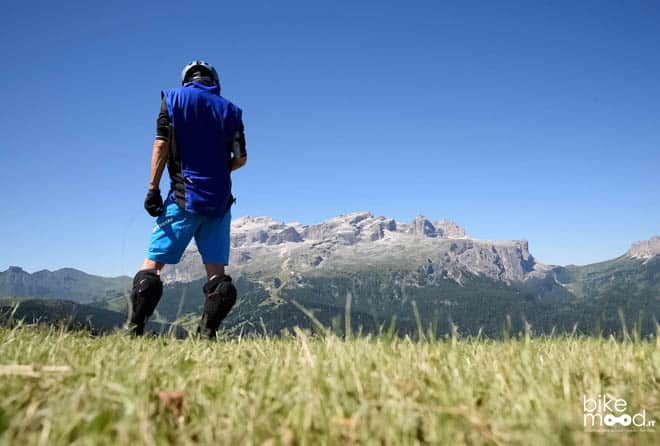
{"left": 204, "top": 263, "right": 225, "bottom": 280}
{"left": 140, "top": 258, "right": 165, "bottom": 274}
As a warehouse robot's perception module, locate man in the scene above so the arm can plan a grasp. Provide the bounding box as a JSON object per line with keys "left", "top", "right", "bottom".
{"left": 128, "top": 60, "right": 247, "bottom": 338}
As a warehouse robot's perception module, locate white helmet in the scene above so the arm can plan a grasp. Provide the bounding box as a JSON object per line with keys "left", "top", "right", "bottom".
{"left": 181, "top": 60, "right": 220, "bottom": 85}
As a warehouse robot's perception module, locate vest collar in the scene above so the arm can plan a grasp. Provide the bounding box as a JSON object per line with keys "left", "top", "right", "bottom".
{"left": 183, "top": 81, "right": 221, "bottom": 95}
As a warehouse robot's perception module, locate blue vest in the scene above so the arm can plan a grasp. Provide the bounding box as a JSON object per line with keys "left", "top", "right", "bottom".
{"left": 162, "top": 82, "right": 243, "bottom": 217}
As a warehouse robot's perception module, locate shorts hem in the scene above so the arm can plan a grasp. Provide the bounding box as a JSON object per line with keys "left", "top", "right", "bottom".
{"left": 199, "top": 258, "right": 230, "bottom": 265}
{"left": 147, "top": 253, "right": 183, "bottom": 264}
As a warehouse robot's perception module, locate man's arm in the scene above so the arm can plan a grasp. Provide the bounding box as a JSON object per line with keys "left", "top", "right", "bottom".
{"left": 149, "top": 96, "right": 171, "bottom": 188}
{"left": 230, "top": 129, "right": 247, "bottom": 171}
{"left": 143, "top": 97, "right": 170, "bottom": 217}
{"left": 148, "top": 138, "right": 169, "bottom": 189}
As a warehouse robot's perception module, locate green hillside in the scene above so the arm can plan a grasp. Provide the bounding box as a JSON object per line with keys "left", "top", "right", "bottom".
{"left": 3, "top": 255, "right": 658, "bottom": 339}
{"left": 0, "top": 299, "right": 171, "bottom": 335}
{"left": 93, "top": 260, "right": 659, "bottom": 339}
{"left": 0, "top": 267, "right": 130, "bottom": 303}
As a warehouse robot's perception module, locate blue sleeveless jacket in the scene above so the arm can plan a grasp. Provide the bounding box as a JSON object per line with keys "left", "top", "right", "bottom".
{"left": 162, "top": 82, "right": 243, "bottom": 217}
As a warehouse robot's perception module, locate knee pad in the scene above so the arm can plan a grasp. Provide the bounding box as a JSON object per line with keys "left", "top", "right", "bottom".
{"left": 129, "top": 269, "right": 163, "bottom": 334}
{"left": 199, "top": 275, "right": 237, "bottom": 337}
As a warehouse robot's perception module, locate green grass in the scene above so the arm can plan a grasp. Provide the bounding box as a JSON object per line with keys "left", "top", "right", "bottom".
{"left": 0, "top": 327, "right": 658, "bottom": 445}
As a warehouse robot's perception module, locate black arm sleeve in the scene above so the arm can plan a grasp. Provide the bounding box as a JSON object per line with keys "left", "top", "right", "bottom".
{"left": 229, "top": 110, "right": 246, "bottom": 159}
{"left": 156, "top": 96, "right": 171, "bottom": 141}
{"left": 231, "top": 128, "right": 247, "bottom": 159}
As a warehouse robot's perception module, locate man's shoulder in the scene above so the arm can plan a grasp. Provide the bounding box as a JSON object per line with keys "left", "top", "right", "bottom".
{"left": 218, "top": 95, "right": 241, "bottom": 109}
{"left": 219, "top": 96, "right": 243, "bottom": 117}
{"left": 163, "top": 85, "right": 185, "bottom": 93}
{"left": 163, "top": 87, "right": 243, "bottom": 119}
{"left": 161, "top": 86, "right": 182, "bottom": 101}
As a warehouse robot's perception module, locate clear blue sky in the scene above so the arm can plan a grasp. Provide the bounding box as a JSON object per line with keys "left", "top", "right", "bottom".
{"left": 1, "top": 0, "right": 658, "bottom": 277}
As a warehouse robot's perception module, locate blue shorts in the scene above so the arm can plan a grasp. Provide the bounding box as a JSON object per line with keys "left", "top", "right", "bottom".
{"left": 147, "top": 198, "right": 231, "bottom": 265}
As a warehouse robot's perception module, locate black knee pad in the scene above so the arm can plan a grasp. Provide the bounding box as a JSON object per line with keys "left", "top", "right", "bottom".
{"left": 128, "top": 269, "right": 163, "bottom": 335}
{"left": 198, "top": 275, "right": 237, "bottom": 338}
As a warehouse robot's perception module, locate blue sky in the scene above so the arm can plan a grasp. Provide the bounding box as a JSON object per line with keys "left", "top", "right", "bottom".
{"left": 0, "top": 0, "right": 658, "bottom": 277}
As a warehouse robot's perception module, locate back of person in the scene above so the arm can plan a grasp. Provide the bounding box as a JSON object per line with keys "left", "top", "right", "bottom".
{"left": 163, "top": 79, "right": 243, "bottom": 216}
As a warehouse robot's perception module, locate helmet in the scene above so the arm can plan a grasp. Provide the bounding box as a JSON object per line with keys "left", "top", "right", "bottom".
{"left": 181, "top": 60, "right": 220, "bottom": 85}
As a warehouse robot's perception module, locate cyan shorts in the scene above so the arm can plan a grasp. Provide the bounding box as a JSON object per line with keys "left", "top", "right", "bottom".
{"left": 147, "top": 198, "right": 231, "bottom": 265}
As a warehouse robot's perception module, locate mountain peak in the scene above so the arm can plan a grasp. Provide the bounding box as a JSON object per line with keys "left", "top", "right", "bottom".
{"left": 5, "top": 266, "right": 27, "bottom": 274}
{"left": 229, "top": 211, "right": 466, "bottom": 246}
{"left": 627, "top": 235, "right": 660, "bottom": 260}
{"left": 340, "top": 211, "right": 374, "bottom": 224}
{"left": 409, "top": 215, "right": 436, "bottom": 237}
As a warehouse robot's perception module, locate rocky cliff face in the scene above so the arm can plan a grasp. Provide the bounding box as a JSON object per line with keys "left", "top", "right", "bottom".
{"left": 161, "top": 211, "right": 545, "bottom": 284}
{"left": 626, "top": 236, "right": 660, "bottom": 261}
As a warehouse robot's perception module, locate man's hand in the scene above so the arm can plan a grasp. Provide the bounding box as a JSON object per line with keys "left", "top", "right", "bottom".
{"left": 144, "top": 137, "right": 168, "bottom": 217}
{"left": 144, "top": 189, "right": 164, "bottom": 217}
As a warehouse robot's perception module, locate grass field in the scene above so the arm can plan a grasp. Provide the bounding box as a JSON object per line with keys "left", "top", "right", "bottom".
{"left": 0, "top": 327, "right": 658, "bottom": 445}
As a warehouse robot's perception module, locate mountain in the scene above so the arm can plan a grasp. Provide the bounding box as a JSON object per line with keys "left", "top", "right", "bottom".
{"left": 627, "top": 235, "right": 660, "bottom": 261}
{"left": 0, "top": 266, "right": 130, "bottom": 303}
{"left": 149, "top": 212, "right": 658, "bottom": 337}
{"left": 3, "top": 212, "right": 658, "bottom": 338}
{"left": 161, "top": 212, "right": 547, "bottom": 284}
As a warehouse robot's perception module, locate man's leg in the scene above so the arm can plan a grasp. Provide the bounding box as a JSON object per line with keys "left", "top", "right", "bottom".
{"left": 129, "top": 199, "right": 197, "bottom": 335}
{"left": 127, "top": 260, "right": 164, "bottom": 335}
{"left": 195, "top": 211, "right": 236, "bottom": 339}
{"left": 198, "top": 266, "right": 236, "bottom": 339}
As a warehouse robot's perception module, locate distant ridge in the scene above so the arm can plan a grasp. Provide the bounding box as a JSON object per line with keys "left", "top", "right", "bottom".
{"left": 0, "top": 298, "right": 176, "bottom": 336}
{"left": 0, "top": 267, "right": 130, "bottom": 302}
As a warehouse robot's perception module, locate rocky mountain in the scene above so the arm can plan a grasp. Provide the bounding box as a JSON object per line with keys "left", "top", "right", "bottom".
{"left": 161, "top": 211, "right": 547, "bottom": 285}
{"left": 0, "top": 267, "right": 130, "bottom": 303}
{"left": 150, "top": 212, "right": 658, "bottom": 338}
{"left": 2, "top": 212, "right": 658, "bottom": 339}
{"left": 627, "top": 236, "right": 660, "bottom": 261}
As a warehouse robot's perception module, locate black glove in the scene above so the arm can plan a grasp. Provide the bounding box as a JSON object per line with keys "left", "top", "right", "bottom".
{"left": 144, "top": 189, "right": 164, "bottom": 217}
